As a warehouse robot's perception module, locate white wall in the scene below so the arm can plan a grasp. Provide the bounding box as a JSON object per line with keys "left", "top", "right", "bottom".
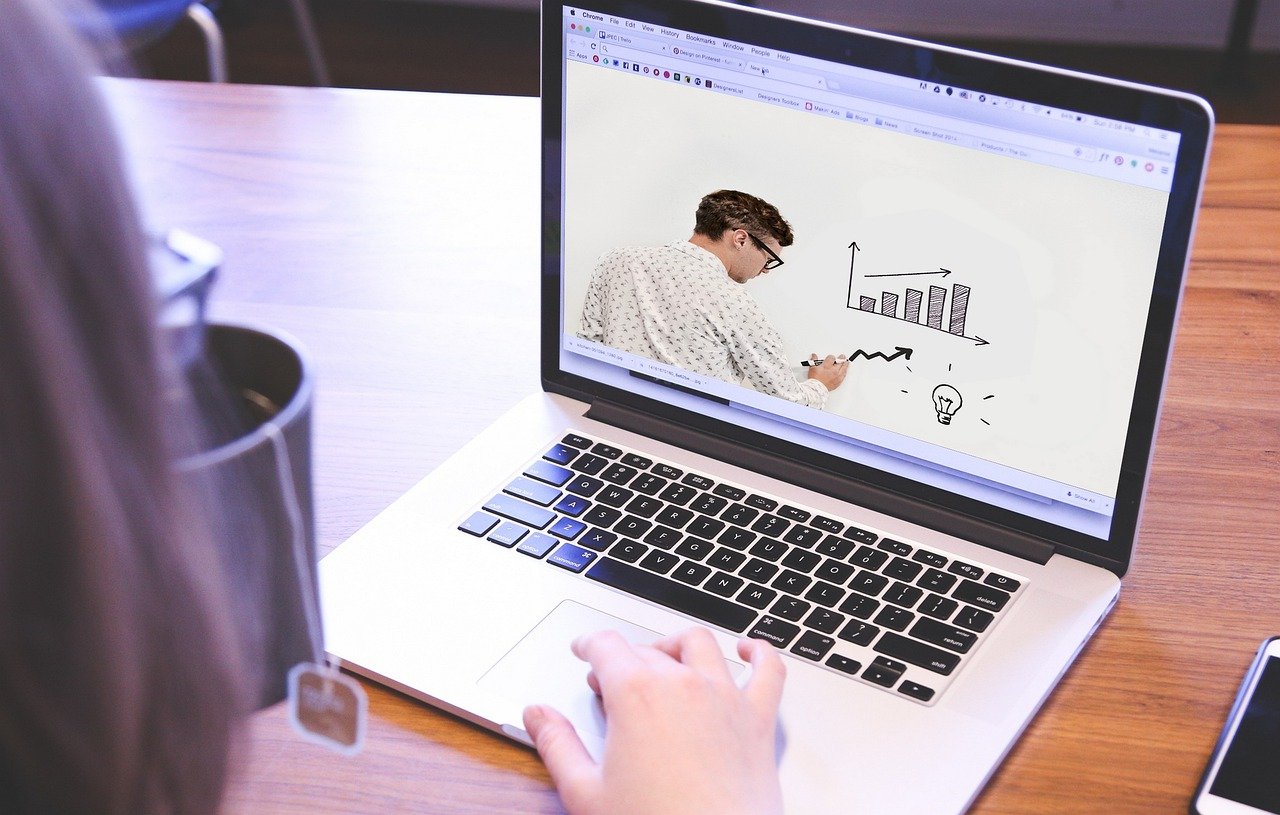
{"left": 380, "top": 0, "right": 1280, "bottom": 51}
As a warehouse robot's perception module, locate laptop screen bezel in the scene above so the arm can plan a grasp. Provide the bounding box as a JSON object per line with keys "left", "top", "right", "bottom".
{"left": 540, "top": 0, "right": 1213, "bottom": 577}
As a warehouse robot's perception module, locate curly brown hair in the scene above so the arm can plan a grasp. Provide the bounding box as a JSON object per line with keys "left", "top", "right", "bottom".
{"left": 692, "top": 189, "right": 794, "bottom": 247}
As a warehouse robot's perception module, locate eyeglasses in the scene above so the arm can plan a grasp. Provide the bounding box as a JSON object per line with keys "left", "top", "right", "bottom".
{"left": 747, "top": 233, "right": 784, "bottom": 270}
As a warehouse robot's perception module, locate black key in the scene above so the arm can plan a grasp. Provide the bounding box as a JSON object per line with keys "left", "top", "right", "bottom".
{"left": 748, "top": 538, "right": 787, "bottom": 562}
{"left": 782, "top": 525, "right": 824, "bottom": 549}
{"left": 850, "top": 570, "right": 889, "bottom": 596}
{"left": 826, "top": 654, "right": 862, "bottom": 675}
{"left": 688, "top": 493, "right": 729, "bottom": 517}
{"left": 482, "top": 494, "right": 554, "bottom": 529}
{"left": 717, "top": 526, "right": 756, "bottom": 550}
{"left": 682, "top": 473, "right": 715, "bottom": 491}
{"left": 630, "top": 474, "right": 667, "bottom": 495}
{"left": 791, "top": 631, "right": 835, "bottom": 661}
{"left": 815, "top": 559, "right": 856, "bottom": 585}
{"left": 769, "top": 595, "right": 810, "bottom": 622}
{"left": 771, "top": 570, "right": 812, "bottom": 595}
{"left": 621, "top": 453, "right": 653, "bottom": 469}
{"left": 582, "top": 505, "right": 622, "bottom": 529}
{"left": 739, "top": 558, "right": 779, "bottom": 583}
{"left": 803, "top": 581, "right": 846, "bottom": 608}
{"left": 553, "top": 494, "right": 589, "bottom": 518}
{"left": 654, "top": 506, "right": 695, "bottom": 529}
{"left": 686, "top": 515, "right": 727, "bottom": 540}
{"left": 571, "top": 453, "right": 608, "bottom": 475}
{"left": 954, "top": 605, "right": 995, "bottom": 633}
{"left": 579, "top": 527, "right": 617, "bottom": 552}
{"left": 566, "top": 474, "right": 605, "bottom": 498}
{"left": 705, "top": 572, "right": 744, "bottom": 598}
{"left": 862, "top": 660, "right": 902, "bottom": 688}
{"left": 874, "top": 631, "right": 961, "bottom": 675}
{"left": 672, "top": 562, "right": 712, "bottom": 587}
{"left": 544, "top": 443, "right": 579, "bottom": 465}
{"left": 586, "top": 558, "right": 757, "bottom": 632}
{"left": 838, "top": 593, "right": 880, "bottom": 619}
{"left": 816, "top": 536, "right": 855, "bottom": 560}
{"left": 810, "top": 515, "right": 844, "bottom": 534}
{"left": 952, "top": 579, "right": 1011, "bottom": 612}
{"left": 948, "top": 560, "right": 984, "bottom": 580}
{"left": 912, "top": 549, "right": 948, "bottom": 568}
{"left": 652, "top": 463, "right": 683, "bottom": 480}
{"left": 590, "top": 442, "right": 623, "bottom": 459}
{"left": 595, "top": 485, "right": 634, "bottom": 508}
{"left": 614, "top": 515, "right": 653, "bottom": 539}
{"left": 659, "top": 483, "right": 698, "bottom": 506}
{"left": 984, "top": 572, "right": 1022, "bottom": 592}
{"left": 486, "top": 521, "right": 527, "bottom": 547}
{"left": 610, "top": 538, "right": 647, "bottom": 563}
{"left": 751, "top": 514, "right": 791, "bottom": 538}
{"left": 883, "top": 557, "right": 923, "bottom": 582}
{"left": 745, "top": 494, "right": 779, "bottom": 512}
{"left": 712, "top": 483, "right": 746, "bottom": 501}
{"left": 600, "top": 463, "right": 639, "bottom": 485}
{"left": 777, "top": 505, "right": 811, "bottom": 523}
{"left": 837, "top": 619, "right": 879, "bottom": 646}
{"left": 721, "top": 503, "right": 759, "bottom": 527}
{"left": 707, "top": 547, "right": 747, "bottom": 572}
{"left": 917, "top": 568, "right": 958, "bottom": 594}
{"left": 643, "top": 525, "right": 682, "bottom": 550}
{"left": 524, "top": 459, "right": 573, "bottom": 486}
{"left": 639, "top": 550, "right": 679, "bottom": 575}
{"left": 850, "top": 546, "right": 889, "bottom": 570}
{"left": 918, "top": 593, "right": 959, "bottom": 620}
{"left": 458, "top": 510, "right": 500, "bottom": 537}
{"left": 883, "top": 582, "right": 924, "bottom": 609}
{"left": 548, "top": 544, "right": 598, "bottom": 573}
{"left": 877, "top": 538, "right": 912, "bottom": 556}
{"left": 561, "top": 433, "right": 592, "bottom": 449}
{"left": 737, "top": 583, "right": 777, "bottom": 610}
{"left": 910, "top": 617, "right": 978, "bottom": 654}
{"left": 843, "top": 525, "right": 878, "bottom": 545}
{"left": 674, "top": 537, "right": 713, "bottom": 561}
{"left": 873, "top": 606, "right": 915, "bottom": 632}
{"left": 781, "top": 548, "right": 822, "bottom": 573}
{"left": 748, "top": 616, "right": 801, "bottom": 648}
{"left": 804, "top": 607, "right": 845, "bottom": 635}
{"left": 898, "top": 681, "right": 935, "bottom": 702}
{"left": 624, "top": 495, "right": 663, "bottom": 518}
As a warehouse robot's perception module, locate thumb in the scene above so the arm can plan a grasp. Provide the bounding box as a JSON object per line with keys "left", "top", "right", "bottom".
{"left": 523, "top": 704, "right": 600, "bottom": 806}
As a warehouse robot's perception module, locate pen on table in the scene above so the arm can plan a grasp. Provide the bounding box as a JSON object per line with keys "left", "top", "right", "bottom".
{"left": 800, "top": 356, "right": 849, "bottom": 367}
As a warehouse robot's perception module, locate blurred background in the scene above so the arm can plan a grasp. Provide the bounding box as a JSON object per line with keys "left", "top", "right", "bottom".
{"left": 134, "top": 0, "right": 1279, "bottom": 123}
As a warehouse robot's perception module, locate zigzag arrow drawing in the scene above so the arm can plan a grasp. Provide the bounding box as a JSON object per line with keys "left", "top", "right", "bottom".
{"left": 801, "top": 346, "right": 913, "bottom": 366}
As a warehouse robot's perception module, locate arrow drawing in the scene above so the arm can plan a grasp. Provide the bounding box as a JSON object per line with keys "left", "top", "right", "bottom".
{"left": 801, "top": 346, "right": 913, "bottom": 366}
{"left": 864, "top": 268, "right": 953, "bottom": 279}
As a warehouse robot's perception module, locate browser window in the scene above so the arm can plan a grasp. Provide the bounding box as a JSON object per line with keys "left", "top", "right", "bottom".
{"left": 557, "top": 4, "right": 1177, "bottom": 541}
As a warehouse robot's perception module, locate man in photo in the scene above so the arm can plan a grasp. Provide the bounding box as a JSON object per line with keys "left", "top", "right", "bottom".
{"left": 579, "top": 189, "right": 848, "bottom": 408}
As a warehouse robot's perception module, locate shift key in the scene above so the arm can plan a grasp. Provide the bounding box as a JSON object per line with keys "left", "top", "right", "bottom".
{"left": 873, "top": 631, "right": 961, "bottom": 675}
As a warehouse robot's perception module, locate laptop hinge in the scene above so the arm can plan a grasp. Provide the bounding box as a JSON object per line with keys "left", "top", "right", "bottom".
{"left": 585, "top": 398, "right": 1055, "bottom": 566}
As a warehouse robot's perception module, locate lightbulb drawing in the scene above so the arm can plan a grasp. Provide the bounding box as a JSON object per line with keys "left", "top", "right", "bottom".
{"left": 931, "top": 384, "right": 963, "bottom": 425}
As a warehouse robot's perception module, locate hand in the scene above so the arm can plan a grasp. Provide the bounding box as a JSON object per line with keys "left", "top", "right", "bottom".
{"left": 523, "top": 628, "right": 786, "bottom": 815}
{"left": 805, "top": 353, "right": 849, "bottom": 391}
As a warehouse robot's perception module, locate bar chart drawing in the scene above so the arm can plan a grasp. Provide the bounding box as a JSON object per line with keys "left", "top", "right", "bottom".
{"left": 845, "top": 241, "right": 987, "bottom": 345}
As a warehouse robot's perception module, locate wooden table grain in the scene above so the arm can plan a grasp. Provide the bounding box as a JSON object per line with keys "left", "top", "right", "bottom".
{"left": 104, "top": 79, "right": 1280, "bottom": 814}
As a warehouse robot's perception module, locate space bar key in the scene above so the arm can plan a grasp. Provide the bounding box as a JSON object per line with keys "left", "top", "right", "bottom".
{"left": 585, "top": 558, "right": 756, "bottom": 633}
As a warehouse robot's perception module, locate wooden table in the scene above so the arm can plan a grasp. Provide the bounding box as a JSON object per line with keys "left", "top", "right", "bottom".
{"left": 104, "top": 78, "right": 1280, "bottom": 814}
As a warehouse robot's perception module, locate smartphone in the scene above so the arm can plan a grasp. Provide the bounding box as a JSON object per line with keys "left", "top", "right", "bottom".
{"left": 1192, "top": 637, "right": 1280, "bottom": 814}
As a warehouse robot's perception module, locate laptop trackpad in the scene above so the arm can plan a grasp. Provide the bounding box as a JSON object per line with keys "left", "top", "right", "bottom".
{"left": 478, "top": 600, "right": 745, "bottom": 752}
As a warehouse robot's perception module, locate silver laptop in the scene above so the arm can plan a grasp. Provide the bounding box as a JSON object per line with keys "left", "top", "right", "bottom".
{"left": 319, "top": 1, "right": 1213, "bottom": 811}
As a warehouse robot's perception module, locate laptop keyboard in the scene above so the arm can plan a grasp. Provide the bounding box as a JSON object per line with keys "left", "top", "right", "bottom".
{"left": 457, "top": 432, "right": 1027, "bottom": 705}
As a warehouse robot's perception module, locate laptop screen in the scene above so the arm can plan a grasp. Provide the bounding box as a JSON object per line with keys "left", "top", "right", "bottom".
{"left": 543, "top": 0, "right": 1211, "bottom": 570}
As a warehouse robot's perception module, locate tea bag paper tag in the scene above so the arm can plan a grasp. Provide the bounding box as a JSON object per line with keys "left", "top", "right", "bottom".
{"left": 287, "top": 662, "right": 367, "bottom": 755}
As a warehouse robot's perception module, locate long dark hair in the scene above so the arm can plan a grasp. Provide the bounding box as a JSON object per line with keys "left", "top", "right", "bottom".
{"left": 0, "top": 2, "right": 246, "bottom": 812}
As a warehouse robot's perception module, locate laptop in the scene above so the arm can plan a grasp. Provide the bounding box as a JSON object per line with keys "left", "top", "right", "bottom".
{"left": 319, "top": 1, "right": 1213, "bottom": 811}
